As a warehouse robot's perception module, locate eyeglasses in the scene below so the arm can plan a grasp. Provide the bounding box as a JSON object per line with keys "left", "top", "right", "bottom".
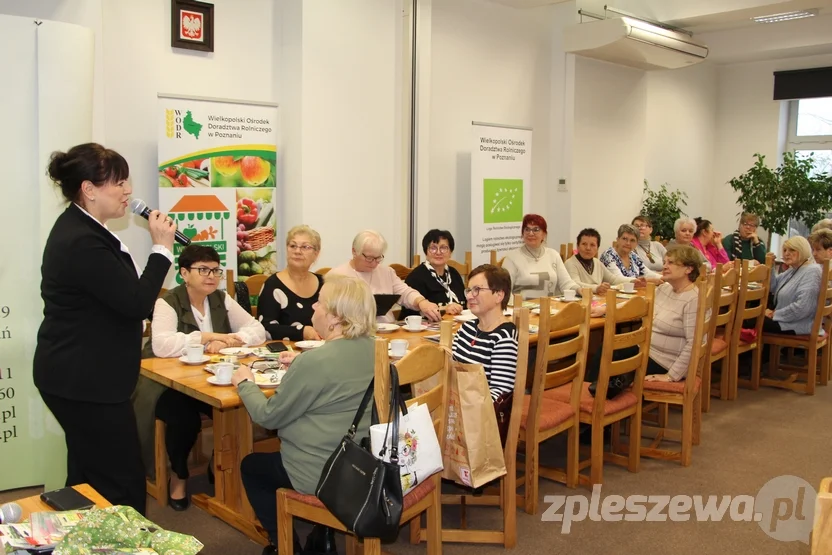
{"left": 428, "top": 245, "right": 450, "bottom": 254}
{"left": 523, "top": 227, "right": 542, "bottom": 234}
{"left": 464, "top": 286, "right": 492, "bottom": 297}
{"left": 740, "top": 222, "right": 757, "bottom": 228}
{"left": 189, "top": 266, "right": 224, "bottom": 277}
{"left": 288, "top": 243, "right": 317, "bottom": 252}
{"left": 635, "top": 223, "right": 651, "bottom": 229}
{"left": 360, "top": 253, "right": 385, "bottom": 263}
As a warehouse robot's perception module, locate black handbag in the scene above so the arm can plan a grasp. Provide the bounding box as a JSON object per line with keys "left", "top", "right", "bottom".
{"left": 315, "top": 364, "right": 404, "bottom": 542}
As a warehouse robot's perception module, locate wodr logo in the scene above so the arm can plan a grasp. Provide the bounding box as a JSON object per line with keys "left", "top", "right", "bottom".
{"left": 165, "top": 109, "right": 203, "bottom": 139}
{"left": 483, "top": 179, "right": 523, "bottom": 224}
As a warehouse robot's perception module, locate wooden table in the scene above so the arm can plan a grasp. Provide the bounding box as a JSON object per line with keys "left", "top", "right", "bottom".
{"left": 15, "top": 484, "right": 110, "bottom": 521}
{"left": 137, "top": 294, "right": 625, "bottom": 543}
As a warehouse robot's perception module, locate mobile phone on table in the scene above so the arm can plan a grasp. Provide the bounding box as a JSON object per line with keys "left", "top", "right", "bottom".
{"left": 266, "top": 342, "right": 288, "bottom": 353}
{"left": 40, "top": 487, "right": 95, "bottom": 511}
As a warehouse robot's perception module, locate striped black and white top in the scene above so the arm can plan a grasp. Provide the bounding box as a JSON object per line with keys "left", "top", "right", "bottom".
{"left": 452, "top": 320, "right": 519, "bottom": 400}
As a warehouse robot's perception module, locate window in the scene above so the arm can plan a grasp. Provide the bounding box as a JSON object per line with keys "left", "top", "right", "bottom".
{"left": 794, "top": 97, "right": 832, "bottom": 137}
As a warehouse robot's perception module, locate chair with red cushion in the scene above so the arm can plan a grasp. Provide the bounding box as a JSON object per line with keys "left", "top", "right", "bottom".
{"left": 519, "top": 293, "right": 591, "bottom": 514}
{"left": 546, "top": 285, "right": 655, "bottom": 485}
{"left": 734, "top": 258, "right": 772, "bottom": 395}
{"left": 276, "top": 326, "right": 452, "bottom": 555}
{"left": 640, "top": 270, "right": 714, "bottom": 467}
{"left": 704, "top": 261, "right": 739, "bottom": 409}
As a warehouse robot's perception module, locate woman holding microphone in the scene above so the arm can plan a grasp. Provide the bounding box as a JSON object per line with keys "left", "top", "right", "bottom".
{"left": 34, "top": 143, "right": 176, "bottom": 515}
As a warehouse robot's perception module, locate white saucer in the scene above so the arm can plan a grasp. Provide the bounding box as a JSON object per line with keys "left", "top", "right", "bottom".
{"left": 295, "top": 340, "right": 325, "bottom": 350}
{"left": 529, "top": 325, "right": 539, "bottom": 334}
{"left": 179, "top": 355, "right": 210, "bottom": 365}
{"left": 376, "top": 323, "right": 400, "bottom": 333}
{"left": 453, "top": 314, "right": 477, "bottom": 322}
{"left": 403, "top": 324, "right": 429, "bottom": 332}
{"left": 254, "top": 371, "right": 285, "bottom": 388}
{"left": 219, "top": 347, "right": 254, "bottom": 356}
{"left": 207, "top": 376, "right": 233, "bottom": 386}
{"left": 388, "top": 348, "right": 410, "bottom": 359}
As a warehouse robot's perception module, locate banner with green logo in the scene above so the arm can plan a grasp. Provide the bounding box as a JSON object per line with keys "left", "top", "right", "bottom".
{"left": 471, "top": 123, "right": 532, "bottom": 266}
{"left": 157, "top": 95, "right": 279, "bottom": 290}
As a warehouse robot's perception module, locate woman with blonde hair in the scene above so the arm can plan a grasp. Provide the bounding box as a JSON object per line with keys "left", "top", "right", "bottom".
{"left": 258, "top": 225, "right": 324, "bottom": 341}
{"left": 234, "top": 274, "right": 376, "bottom": 554}
{"left": 764, "top": 236, "right": 821, "bottom": 335}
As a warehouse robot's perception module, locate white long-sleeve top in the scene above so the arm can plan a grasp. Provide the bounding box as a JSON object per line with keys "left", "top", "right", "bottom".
{"left": 151, "top": 293, "right": 267, "bottom": 358}
{"left": 563, "top": 255, "right": 634, "bottom": 293}
{"left": 502, "top": 247, "right": 580, "bottom": 299}
{"left": 649, "top": 283, "right": 699, "bottom": 381}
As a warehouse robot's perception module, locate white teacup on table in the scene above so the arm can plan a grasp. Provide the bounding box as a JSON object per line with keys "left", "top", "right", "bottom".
{"left": 214, "top": 363, "right": 233, "bottom": 385}
{"left": 562, "top": 290, "right": 577, "bottom": 301}
{"left": 622, "top": 282, "right": 635, "bottom": 293}
{"left": 390, "top": 339, "right": 408, "bottom": 358}
{"left": 404, "top": 315, "right": 423, "bottom": 331}
{"left": 186, "top": 343, "right": 205, "bottom": 363}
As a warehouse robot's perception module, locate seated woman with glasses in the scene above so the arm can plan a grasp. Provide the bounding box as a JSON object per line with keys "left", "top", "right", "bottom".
{"left": 400, "top": 229, "right": 466, "bottom": 319}
{"left": 452, "top": 265, "right": 518, "bottom": 400}
{"left": 599, "top": 224, "right": 662, "bottom": 282}
{"left": 136, "top": 244, "right": 266, "bottom": 511}
{"left": 502, "top": 214, "right": 581, "bottom": 300}
{"left": 631, "top": 215, "right": 666, "bottom": 273}
{"left": 330, "top": 230, "right": 442, "bottom": 322}
{"left": 565, "top": 228, "right": 637, "bottom": 295}
{"left": 723, "top": 212, "right": 767, "bottom": 263}
{"left": 258, "top": 225, "right": 324, "bottom": 341}
{"left": 764, "top": 236, "right": 821, "bottom": 335}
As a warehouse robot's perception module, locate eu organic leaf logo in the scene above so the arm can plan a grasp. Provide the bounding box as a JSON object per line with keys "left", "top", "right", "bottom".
{"left": 483, "top": 179, "right": 523, "bottom": 223}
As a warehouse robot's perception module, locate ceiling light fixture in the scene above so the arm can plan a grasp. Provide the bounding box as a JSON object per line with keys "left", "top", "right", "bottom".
{"left": 752, "top": 9, "right": 819, "bottom": 23}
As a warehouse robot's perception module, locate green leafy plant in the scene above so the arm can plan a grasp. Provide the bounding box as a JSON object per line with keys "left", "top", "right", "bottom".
{"left": 640, "top": 181, "right": 688, "bottom": 240}
{"left": 729, "top": 153, "right": 832, "bottom": 236}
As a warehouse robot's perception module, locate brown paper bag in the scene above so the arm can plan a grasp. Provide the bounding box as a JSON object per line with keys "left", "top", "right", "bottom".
{"left": 441, "top": 360, "right": 507, "bottom": 488}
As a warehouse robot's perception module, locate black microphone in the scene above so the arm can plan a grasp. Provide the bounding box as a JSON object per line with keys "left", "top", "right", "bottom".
{"left": 129, "top": 198, "right": 191, "bottom": 246}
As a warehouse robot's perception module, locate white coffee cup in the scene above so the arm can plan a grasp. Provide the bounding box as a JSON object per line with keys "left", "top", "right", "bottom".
{"left": 622, "top": 282, "right": 635, "bottom": 293}
{"left": 186, "top": 343, "right": 205, "bottom": 362}
{"left": 390, "top": 339, "right": 408, "bottom": 357}
{"left": 405, "top": 315, "right": 423, "bottom": 330}
{"left": 215, "top": 363, "right": 233, "bottom": 384}
{"left": 562, "top": 289, "right": 577, "bottom": 301}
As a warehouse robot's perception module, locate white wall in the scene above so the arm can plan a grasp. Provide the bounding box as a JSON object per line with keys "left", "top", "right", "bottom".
{"left": 711, "top": 52, "right": 832, "bottom": 237}
{"left": 426, "top": 0, "right": 553, "bottom": 256}
{"left": 571, "top": 57, "right": 647, "bottom": 247}
{"left": 644, "top": 63, "right": 718, "bottom": 227}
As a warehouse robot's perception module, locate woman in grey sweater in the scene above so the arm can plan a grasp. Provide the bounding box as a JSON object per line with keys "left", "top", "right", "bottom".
{"left": 764, "top": 236, "right": 822, "bottom": 335}
{"left": 232, "top": 274, "right": 376, "bottom": 555}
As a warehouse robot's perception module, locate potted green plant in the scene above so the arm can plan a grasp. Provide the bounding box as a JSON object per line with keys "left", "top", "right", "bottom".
{"left": 640, "top": 180, "right": 688, "bottom": 241}
{"left": 729, "top": 152, "right": 832, "bottom": 236}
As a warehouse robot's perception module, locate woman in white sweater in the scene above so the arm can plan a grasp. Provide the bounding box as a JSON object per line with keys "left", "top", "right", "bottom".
{"left": 564, "top": 228, "right": 638, "bottom": 295}
{"left": 502, "top": 214, "right": 580, "bottom": 299}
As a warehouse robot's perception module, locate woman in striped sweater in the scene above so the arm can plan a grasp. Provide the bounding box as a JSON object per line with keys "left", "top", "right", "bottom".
{"left": 452, "top": 264, "right": 519, "bottom": 400}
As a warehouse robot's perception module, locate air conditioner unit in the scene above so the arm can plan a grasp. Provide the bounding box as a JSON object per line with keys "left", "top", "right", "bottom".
{"left": 564, "top": 16, "right": 708, "bottom": 70}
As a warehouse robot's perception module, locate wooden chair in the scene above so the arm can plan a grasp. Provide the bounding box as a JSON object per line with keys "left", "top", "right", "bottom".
{"left": 413, "top": 307, "right": 530, "bottom": 547}
{"left": 640, "top": 271, "right": 714, "bottom": 467}
{"left": 276, "top": 329, "right": 452, "bottom": 555}
{"left": 314, "top": 267, "right": 331, "bottom": 277}
{"left": 244, "top": 274, "right": 269, "bottom": 318}
{"left": 489, "top": 251, "right": 505, "bottom": 268}
{"left": 519, "top": 293, "right": 591, "bottom": 514}
{"left": 705, "top": 262, "right": 739, "bottom": 409}
{"left": 225, "top": 269, "right": 236, "bottom": 299}
{"left": 390, "top": 263, "right": 415, "bottom": 281}
{"left": 559, "top": 243, "right": 575, "bottom": 261}
{"left": 146, "top": 419, "right": 210, "bottom": 507}
{"left": 761, "top": 259, "right": 832, "bottom": 395}
{"left": 734, "top": 260, "right": 772, "bottom": 395}
{"left": 413, "top": 254, "right": 421, "bottom": 266}
{"left": 813, "top": 477, "right": 832, "bottom": 554}
{"left": 546, "top": 285, "right": 655, "bottom": 485}
{"left": 447, "top": 252, "right": 473, "bottom": 285}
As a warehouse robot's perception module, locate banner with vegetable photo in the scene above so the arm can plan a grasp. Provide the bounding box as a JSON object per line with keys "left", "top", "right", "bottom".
{"left": 158, "top": 94, "right": 279, "bottom": 288}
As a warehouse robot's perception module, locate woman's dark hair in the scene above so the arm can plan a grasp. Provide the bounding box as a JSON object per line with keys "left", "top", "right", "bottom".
{"left": 421, "top": 229, "right": 455, "bottom": 253}
{"left": 467, "top": 264, "right": 512, "bottom": 310}
{"left": 47, "top": 143, "right": 129, "bottom": 203}
{"left": 521, "top": 214, "right": 548, "bottom": 236}
{"left": 577, "top": 228, "right": 601, "bottom": 246}
{"left": 694, "top": 218, "right": 712, "bottom": 237}
{"left": 178, "top": 245, "right": 221, "bottom": 269}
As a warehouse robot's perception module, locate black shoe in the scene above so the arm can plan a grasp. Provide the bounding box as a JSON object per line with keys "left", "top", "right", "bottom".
{"left": 167, "top": 479, "right": 190, "bottom": 511}
{"left": 304, "top": 525, "right": 337, "bottom": 554}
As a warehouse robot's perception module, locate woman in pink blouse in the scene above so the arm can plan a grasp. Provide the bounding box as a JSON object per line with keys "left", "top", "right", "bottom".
{"left": 691, "top": 218, "right": 730, "bottom": 270}
{"left": 329, "top": 230, "right": 442, "bottom": 322}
